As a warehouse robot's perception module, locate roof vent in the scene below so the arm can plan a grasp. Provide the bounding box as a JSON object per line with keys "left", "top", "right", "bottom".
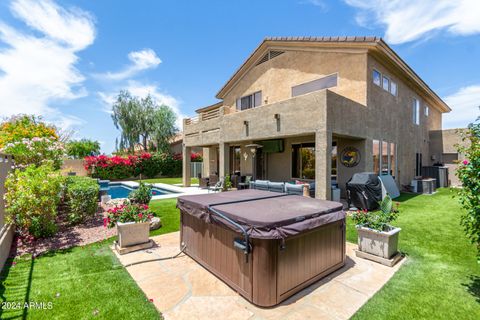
{"left": 255, "top": 50, "right": 284, "bottom": 66}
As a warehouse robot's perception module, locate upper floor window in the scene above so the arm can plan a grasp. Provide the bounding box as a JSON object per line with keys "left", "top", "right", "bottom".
{"left": 291, "top": 73, "right": 338, "bottom": 97}
{"left": 390, "top": 81, "right": 397, "bottom": 96}
{"left": 236, "top": 91, "right": 262, "bottom": 110}
{"left": 373, "top": 69, "right": 397, "bottom": 96}
{"left": 413, "top": 98, "right": 420, "bottom": 125}
{"left": 425, "top": 105, "right": 429, "bottom": 117}
{"left": 373, "top": 70, "right": 381, "bottom": 86}
{"left": 382, "top": 76, "right": 390, "bottom": 91}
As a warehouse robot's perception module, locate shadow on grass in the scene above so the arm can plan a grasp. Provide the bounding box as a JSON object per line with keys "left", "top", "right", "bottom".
{"left": 0, "top": 256, "right": 35, "bottom": 320}
{"left": 463, "top": 275, "right": 480, "bottom": 303}
{"left": 396, "top": 192, "right": 421, "bottom": 203}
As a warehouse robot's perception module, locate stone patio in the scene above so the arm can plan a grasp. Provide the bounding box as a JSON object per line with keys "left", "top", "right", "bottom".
{"left": 113, "top": 232, "right": 404, "bottom": 320}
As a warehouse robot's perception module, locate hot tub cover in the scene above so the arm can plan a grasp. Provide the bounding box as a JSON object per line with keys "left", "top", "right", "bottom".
{"left": 177, "top": 189, "right": 345, "bottom": 239}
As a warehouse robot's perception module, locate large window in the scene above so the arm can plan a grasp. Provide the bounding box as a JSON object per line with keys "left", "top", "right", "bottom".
{"left": 292, "top": 74, "right": 338, "bottom": 97}
{"left": 382, "top": 76, "right": 390, "bottom": 91}
{"left": 372, "top": 139, "right": 397, "bottom": 177}
{"left": 425, "top": 105, "right": 429, "bottom": 117}
{"left": 292, "top": 143, "right": 315, "bottom": 179}
{"left": 413, "top": 98, "right": 420, "bottom": 125}
{"left": 390, "top": 81, "right": 397, "bottom": 96}
{"left": 236, "top": 91, "right": 262, "bottom": 110}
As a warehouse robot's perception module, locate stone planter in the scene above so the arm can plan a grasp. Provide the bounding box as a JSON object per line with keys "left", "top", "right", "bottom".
{"left": 355, "top": 225, "right": 402, "bottom": 266}
{"left": 115, "top": 221, "right": 153, "bottom": 254}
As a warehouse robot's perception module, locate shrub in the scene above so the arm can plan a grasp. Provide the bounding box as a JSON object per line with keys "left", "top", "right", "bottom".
{"left": 66, "top": 139, "right": 100, "bottom": 159}
{"left": 64, "top": 176, "right": 100, "bottom": 224}
{"left": 0, "top": 114, "right": 58, "bottom": 148}
{"left": 128, "top": 182, "right": 152, "bottom": 205}
{"left": 1, "top": 137, "right": 65, "bottom": 169}
{"left": 84, "top": 152, "right": 181, "bottom": 180}
{"left": 105, "top": 203, "right": 154, "bottom": 228}
{"left": 351, "top": 195, "right": 399, "bottom": 231}
{"left": 4, "top": 164, "right": 63, "bottom": 238}
{"left": 456, "top": 120, "right": 480, "bottom": 259}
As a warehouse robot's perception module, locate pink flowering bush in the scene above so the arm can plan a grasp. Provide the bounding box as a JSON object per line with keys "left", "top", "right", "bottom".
{"left": 84, "top": 152, "right": 182, "bottom": 179}
{"left": 104, "top": 203, "right": 154, "bottom": 228}
{"left": 0, "top": 136, "right": 65, "bottom": 169}
{"left": 456, "top": 120, "right": 480, "bottom": 259}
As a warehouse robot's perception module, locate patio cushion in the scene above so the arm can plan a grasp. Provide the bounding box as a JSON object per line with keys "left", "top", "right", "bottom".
{"left": 267, "top": 182, "right": 285, "bottom": 193}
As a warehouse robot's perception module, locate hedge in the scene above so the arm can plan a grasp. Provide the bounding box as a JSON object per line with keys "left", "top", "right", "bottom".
{"left": 64, "top": 176, "right": 100, "bottom": 224}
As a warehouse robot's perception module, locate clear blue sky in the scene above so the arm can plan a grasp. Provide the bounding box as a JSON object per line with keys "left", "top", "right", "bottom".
{"left": 0, "top": 0, "right": 479, "bottom": 153}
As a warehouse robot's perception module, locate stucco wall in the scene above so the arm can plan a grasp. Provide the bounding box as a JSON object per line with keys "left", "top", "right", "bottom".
{"left": 222, "top": 49, "right": 368, "bottom": 110}
{"left": 62, "top": 159, "right": 88, "bottom": 176}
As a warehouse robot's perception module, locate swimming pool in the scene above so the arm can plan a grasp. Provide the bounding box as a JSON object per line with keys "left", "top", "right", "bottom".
{"left": 102, "top": 182, "right": 174, "bottom": 199}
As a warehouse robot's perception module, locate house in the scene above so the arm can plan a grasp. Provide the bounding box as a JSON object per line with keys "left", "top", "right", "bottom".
{"left": 181, "top": 36, "right": 451, "bottom": 199}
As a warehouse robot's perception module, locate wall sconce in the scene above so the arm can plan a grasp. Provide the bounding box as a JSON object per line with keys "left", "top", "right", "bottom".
{"left": 243, "top": 151, "right": 249, "bottom": 161}
{"left": 244, "top": 120, "right": 249, "bottom": 137}
{"left": 274, "top": 113, "right": 280, "bottom": 132}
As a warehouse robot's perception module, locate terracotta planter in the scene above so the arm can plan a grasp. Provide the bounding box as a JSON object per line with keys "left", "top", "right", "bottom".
{"left": 117, "top": 221, "right": 150, "bottom": 248}
{"left": 356, "top": 225, "right": 401, "bottom": 259}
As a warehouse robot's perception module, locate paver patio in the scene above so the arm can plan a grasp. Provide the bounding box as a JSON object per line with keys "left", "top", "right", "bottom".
{"left": 113, "top": 232, "right": 404, "bottom": 320}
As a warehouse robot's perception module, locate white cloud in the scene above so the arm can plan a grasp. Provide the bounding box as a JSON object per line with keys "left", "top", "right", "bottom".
{"left": 301, "top": 0, "right": 328, "bottom": 11}
{"left": 443, "top": 85, "right": 480, "bottom": 128}
{"left": 344, "top": 0, "right": 480, "bottom": 44}
{"left": 0, "top": 0, "right": 95, "bottom": 129}
{"left": 97, "top": 49, "right": 161, "bottom": 80}
{"left": 98, "top": 81, "right": 184, "bottom": 129}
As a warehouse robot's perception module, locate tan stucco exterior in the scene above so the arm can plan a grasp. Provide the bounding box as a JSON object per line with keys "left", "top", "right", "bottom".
{"left": 182, "top": 38, "right": 451, "bottom": 199}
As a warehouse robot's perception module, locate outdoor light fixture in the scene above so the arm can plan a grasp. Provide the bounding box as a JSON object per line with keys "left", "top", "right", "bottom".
{"left": 274, "top": 113, "right": 280, "bottom": 120}
{"left": 244, "top": 120, "right": 249, "bottom": 126}
{"left": 244, "top": 121, "right": 249, "bottom": 136}
{"left": 246, "top": 143, "right": 263, "bottom": 158}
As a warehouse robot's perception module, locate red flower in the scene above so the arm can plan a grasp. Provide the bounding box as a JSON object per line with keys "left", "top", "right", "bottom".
{"left": 463, "top": 159, "right": 469, "bottom": 165}
{"left": 138, "top": 213, "right": 143, "bottom": 219}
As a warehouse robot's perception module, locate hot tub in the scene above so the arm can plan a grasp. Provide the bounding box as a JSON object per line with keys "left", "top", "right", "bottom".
{"left": 177, "top": 189, "right": 346, "bottom": 307}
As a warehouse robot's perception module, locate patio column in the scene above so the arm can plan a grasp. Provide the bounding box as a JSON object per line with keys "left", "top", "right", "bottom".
{"left": 202, "top": 147, "right": 210, "bottom": 178}
{"left": 219, "top": 142, "right": 230, "bottom": 178}
{"left": 315, "top": 130, "right": 332, "bottom": 200}
{"left": 182, "top": 144, "right": 191, "bottom": 187}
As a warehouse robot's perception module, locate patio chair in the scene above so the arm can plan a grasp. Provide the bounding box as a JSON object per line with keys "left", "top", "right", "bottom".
{"left": 268, "top": 182, "right": 285, "bottom": 193}
{"left": 199, "top": 177, "right": 209, "bottom": 189}
{"left": 208, "top": 177, "right": 224, "bottom": 193}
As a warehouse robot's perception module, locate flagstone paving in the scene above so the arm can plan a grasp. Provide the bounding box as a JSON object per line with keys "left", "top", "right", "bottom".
{"left": 113, "top": 232, "right": 404, "bottom": 320}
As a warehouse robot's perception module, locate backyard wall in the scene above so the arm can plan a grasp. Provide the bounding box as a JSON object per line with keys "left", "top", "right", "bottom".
{"left": 62, "top": 159, "right": 88, "bottom": 176}
{"left": 0, "top": 154, "right": 14, "bottom": 272}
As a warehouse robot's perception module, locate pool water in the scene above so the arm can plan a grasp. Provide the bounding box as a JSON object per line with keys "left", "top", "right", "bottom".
{"left": 106, "top": 184, "right": 171, "bottom": 199}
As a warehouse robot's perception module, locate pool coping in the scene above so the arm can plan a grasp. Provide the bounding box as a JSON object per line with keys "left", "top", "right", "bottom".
{"left": 107, "top": 181, "right": 208, "bottom": 200}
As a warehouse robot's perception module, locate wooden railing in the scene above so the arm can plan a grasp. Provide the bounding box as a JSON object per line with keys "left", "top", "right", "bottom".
{"left": 184, "top": 106, "right": 223, "bottom": 126}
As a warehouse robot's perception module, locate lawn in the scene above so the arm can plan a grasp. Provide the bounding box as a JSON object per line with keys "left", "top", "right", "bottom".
{"left": 149, "top": 198, "right": 180, "bottom": 237}
{"left": 138, "top": 177, "right": 198, "bottom": 186}
{"left": 349, "top": 188, "right": 480, "bottom": 319}
{"left": 0, "top": 241, "right": 160, "bottom": 320}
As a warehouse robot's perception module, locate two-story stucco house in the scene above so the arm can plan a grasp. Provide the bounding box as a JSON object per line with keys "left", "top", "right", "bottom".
{"left": 181, "top": 36, "right": 451, "bottom": 200}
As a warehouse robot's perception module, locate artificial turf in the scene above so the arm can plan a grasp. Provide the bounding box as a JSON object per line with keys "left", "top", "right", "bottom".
{"left": 148, "top": 198, "right": 180, "bottom": 237}
{"left": 349, "top": 188, "right": 480, "bottom": 319}
{"left": 0, "top": 240, "right": 161, "bottom": 320}
{"left": 138, "top": 177, "right": 198, "bottom": 186}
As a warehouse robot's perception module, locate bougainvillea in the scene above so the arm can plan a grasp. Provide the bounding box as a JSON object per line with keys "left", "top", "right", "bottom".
{"left": 456, "top": 121, "right": 480, "bottom": 260}
{"left": 173, "top": 152, "right": 203, "bottom": 162}
{"left": 84, "top": 152, "right": 182, "bottom": 179}
{"left": 0, "top": 114, "right": 58, "bottom": 148}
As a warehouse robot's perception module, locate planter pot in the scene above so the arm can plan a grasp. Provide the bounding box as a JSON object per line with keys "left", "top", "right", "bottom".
{"left": 356, "top": 225, "right": 401, "bottom": 259}
{"left": 117, "top": 221, "right": 150, "bottom": 248}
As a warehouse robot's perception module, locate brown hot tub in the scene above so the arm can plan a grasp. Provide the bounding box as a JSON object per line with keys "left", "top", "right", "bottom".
{"left": 177, "top": 189, "right": 346, "bottom": 307}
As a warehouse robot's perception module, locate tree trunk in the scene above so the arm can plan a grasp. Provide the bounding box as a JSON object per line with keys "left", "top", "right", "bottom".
{"left": 142, "top": 135, "right": 148, "bottom": 151}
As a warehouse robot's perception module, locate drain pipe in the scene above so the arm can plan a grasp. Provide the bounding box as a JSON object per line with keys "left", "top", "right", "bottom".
{"left": 123, "top": 244, "right": 187, "bottom": 268}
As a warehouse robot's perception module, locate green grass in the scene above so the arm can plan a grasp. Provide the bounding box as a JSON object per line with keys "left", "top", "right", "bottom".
{"left": 349, "top": 188, "right": 480, "bottom": 319}
{"left": 139, "top": 177, "right": 198, "bottom": 186}
{"left": 148, "top": 198, "right": 180, "bottom": 237}
{"left": 0, "top": 241, "right": 160, "bottom": 320}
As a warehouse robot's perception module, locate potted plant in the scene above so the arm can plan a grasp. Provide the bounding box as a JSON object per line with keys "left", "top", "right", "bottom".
{"left": 128, "top": 182, "right": 152, "bottom": 204}
{"left": 352, "top": 195, "right": 401, "bottom": 264}
{"left": 105, "top": 202, "right": 154, "bottom": 252}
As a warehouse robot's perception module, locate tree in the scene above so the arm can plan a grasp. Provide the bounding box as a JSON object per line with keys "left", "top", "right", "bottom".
{"left": 0, "top": 114, "right": 58, "bottom": 148}
{"left": 66, "top": 139, "right": 101, "bottom": 159}
{"left": 111, "top": 90, "right": 177, "bottom": 153}
{"left": 152, "top": 105, "right": 177, "bottom": 153}
{"left": 456, "top": 110, "right": 480, "bottom": 260}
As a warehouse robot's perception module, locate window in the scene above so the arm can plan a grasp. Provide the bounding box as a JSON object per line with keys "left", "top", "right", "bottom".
{"left": 230, "top": 146, "right": 241, "bottom": 174}
{"left": 236, "top": 91, "right": 262, "bottom": 110}
{"left": 373, "top": 70, "right": 381, "bottom": 86}
{"left": 292, "top": 74, "right": 338, "bottom": 97}
{"left": 413, "top": 98, "right": 420, "bottom": 125}
{"left": 390, "top": 81, "right": 397, "bottom": 96}
{"left": 373, "top": 139, "right": 397, "bottom": 177}
{"left": 382, "top": 76, "right": 390, "bottom": 91}
{"left": 415, "top": 153, "right": 422, "bottom": 177}
{"left": 425, "top": 105, "right": 429, "bottom": 117}
{"left": 373, "top": 140, "right": 380, "bottom": 175}
{"left": 292, "top": 143, "right": 315, "bottom": 179}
